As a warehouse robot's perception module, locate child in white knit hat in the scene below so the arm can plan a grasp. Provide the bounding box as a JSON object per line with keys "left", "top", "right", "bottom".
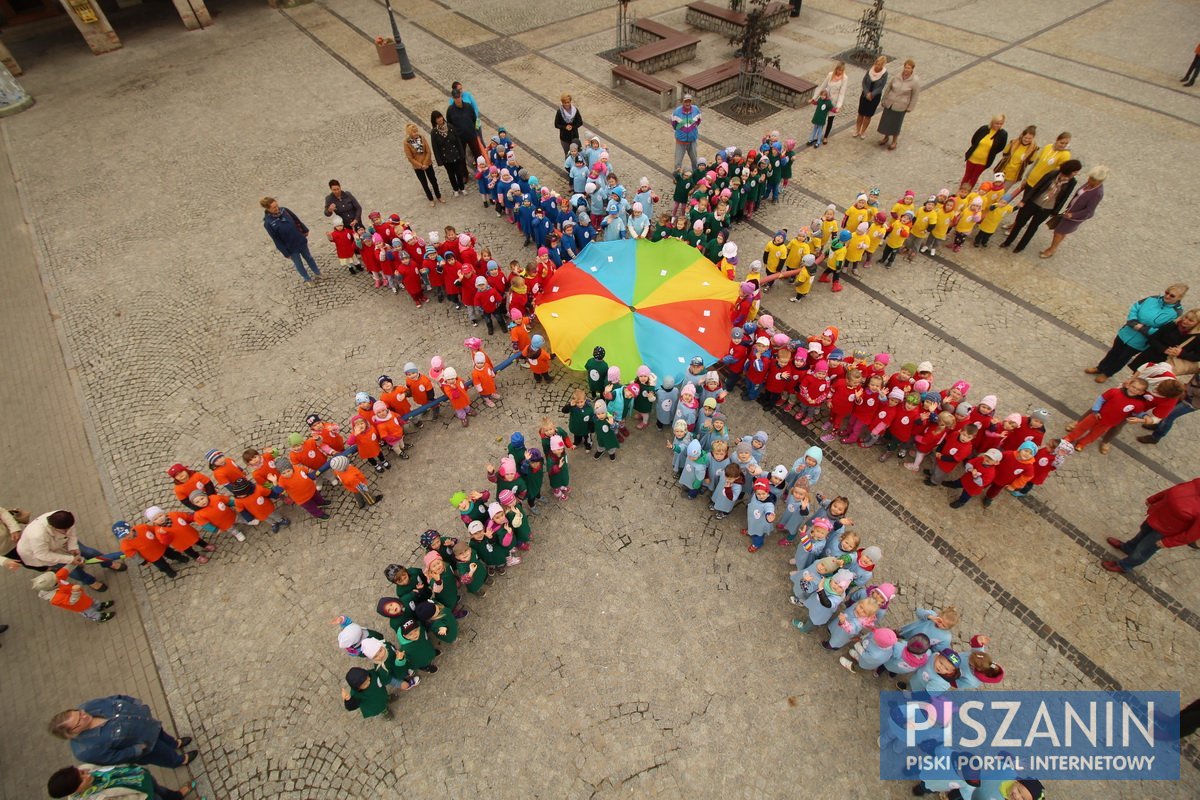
{"left": 32, "top": 568, "right": 115, "bottom": 623}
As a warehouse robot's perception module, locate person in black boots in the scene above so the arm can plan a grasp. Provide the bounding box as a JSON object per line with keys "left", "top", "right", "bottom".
{"left": 1000, "top": 159, "right": 1080, "bottom": 253}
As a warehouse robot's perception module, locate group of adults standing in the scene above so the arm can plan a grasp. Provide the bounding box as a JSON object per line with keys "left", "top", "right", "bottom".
{"left": 811, "top": 56, "right": 920, "bottom": 149}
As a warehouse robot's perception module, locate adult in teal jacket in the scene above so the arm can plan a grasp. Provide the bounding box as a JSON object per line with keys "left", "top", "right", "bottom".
{"left": 1087, "top": 284, "right": 1187, "bottom": 380}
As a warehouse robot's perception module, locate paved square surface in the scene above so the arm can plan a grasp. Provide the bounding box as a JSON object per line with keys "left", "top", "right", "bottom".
{"left": 1, "top": 0, "right": 1198, "bottom": 797}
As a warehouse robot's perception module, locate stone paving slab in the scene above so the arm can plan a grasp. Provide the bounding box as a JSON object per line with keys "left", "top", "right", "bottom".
{"left": 1, "top": 0, "right": 1198, "bottom": 797}
{"left": 0, "top": 131, "right": 189, "bottom": 796}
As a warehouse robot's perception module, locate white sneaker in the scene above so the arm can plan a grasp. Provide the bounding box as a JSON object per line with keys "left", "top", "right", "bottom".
{"left": 247, "top": 519, "right": 260, "bottom": 526}
{"left": 839, "top": 656, "right": 856, "bottom": 672}
{"left": 505, "top": 555, "right": 522, "bottom": 567}
{"left": 928, "top": 247, "right": 937, "bottom": 256}
{"left": 232, "top": 530, "right": 247, "bottom": 542}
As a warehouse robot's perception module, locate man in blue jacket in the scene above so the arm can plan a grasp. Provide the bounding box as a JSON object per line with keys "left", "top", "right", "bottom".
{"left": 50, "top": 694, "right": 197, "bottom": 767}
{"left": 261, "top": 196, "right": 321, "bottom": 281}
{"left": 1086, "top": 284, "right": 1188, "bottom": 381}
{"left": 671, "top": 94, "right": 702, "bottom": 172}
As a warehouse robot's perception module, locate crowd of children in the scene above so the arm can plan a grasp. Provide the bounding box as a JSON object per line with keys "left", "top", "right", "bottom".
{"left": 31, "top": 121, "right": 1104, "bottom": 794}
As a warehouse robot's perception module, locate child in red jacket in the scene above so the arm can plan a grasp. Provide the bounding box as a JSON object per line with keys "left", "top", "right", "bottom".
{"left": 879, "top": 392, "right": 921, "bottom": 462}
{"left": 396, "top": 250, "right": 427, "bottom": 307}
{"left": 906, "top": 411, "right": 955, "bottom": 472}
{"left": 474, "top": 277, "right": 506, "bottom": 336}
{"left": 361, "top": 231, "right": 384, "bottom": 287}
{"left": 794, "top": 358, "right": 831, "bottom": 424}
{"left": 32, "top": 568, "right": 115, "bottom": 622}
{"left": 1010, "top": 438, "right": 1069, "bottom": 498}
{"left": 946, "top": 449, "right": 1001, "bottom": 509}
{"left": 424, "top": 242, "right": 445, "bottom": 303}
{"left": 1064, "top": 377, "right": 1151, "bottom": 451}
{"left": 926, "top": 424, "right": 979, "bottom": 486}
{"left": 327, "top": 217, "right": 362, "bottom": 275}
{"left": 822, "top": 368, "right": 863, "bottom": 441}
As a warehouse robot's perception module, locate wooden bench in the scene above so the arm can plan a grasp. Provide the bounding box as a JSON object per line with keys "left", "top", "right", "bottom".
{"left": 611, "top": 64, "right": 676, "bottom": 111}
{"left": 620, "top": 32, "right": 701, "bottom": 74}
{"left": 632, "top": 18, "right": 683, "bottom": 45}
{"left": 755, "top": 65, "right": 817, "bottom": 107}
{"left": 685, "top": 1, "right": 790, "bottom": 37}
{"left": 678, "top": 58, "right": 742, "bottom": 105}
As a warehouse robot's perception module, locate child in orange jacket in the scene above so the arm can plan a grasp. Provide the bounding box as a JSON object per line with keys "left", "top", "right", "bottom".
{"left": 371, "top": 401, "right": 410, "bottom": 459}
{"left": 114, "top": 519, "right": 188, "bottom": 578}
{"left": 509, "top": 312, "right": 533, "bottom": 366}
{"left": 329, "top": 455, "right": 383, "bottom": 508}
{"left": 404, "top": 362, "right": 440, "bottom": 424}
{"left": 524, "top": 335, "right": 553, "bottom": 384}
{"left": 439, "top": 366, "right": 476, "bottom": 427}
{"left": 32, "top": 567, "right": 115, "bottom": 622}
{"left": 228, "top": 479, "right": 289, "bottom": 533}
{"left": 190, "top": 490, "right": 247, "bottom": 542}
{"left": 377, "top": 375, "right": 414, "bottom": 419}
{"left": 206, "top": 449, "right": 246, "bottom": 488}
{"left": 167, "top": 463, "right": 214, "bottom": 510}
{"left": 275, "top": 462, "right": 331, "bottom": 519}
{"left": 471, "top": 351, "right": 501, "bottom": 407}
{"left": 146, "top": 506, "right": 215, "bottom": 564}
{"left": 305, "top": 414, "right": 347, "bottom": 455}
{"left": 348, "top": 416, "right": 390, "bottom": 473}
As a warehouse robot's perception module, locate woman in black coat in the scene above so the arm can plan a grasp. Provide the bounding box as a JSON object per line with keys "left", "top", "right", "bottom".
{"left": 960, "top": 115, "right": 1008, "bottom": 188}
{"left": 553, "top": 92, "right": 585, "bottom": 157}
{"left": 430, "top": 111, "right": 468, "bottom": 194}
{"left": 1000, "top": 159, "right": 1080, "bottom": 254}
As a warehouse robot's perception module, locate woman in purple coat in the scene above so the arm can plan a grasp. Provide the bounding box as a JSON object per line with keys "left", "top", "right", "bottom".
{"left": 1039, "top": 165, "right": 1107, "bottom": 259}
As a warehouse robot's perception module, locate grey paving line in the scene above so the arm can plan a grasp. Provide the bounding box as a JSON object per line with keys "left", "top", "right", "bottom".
{"left": 291, "top": 0, "right": 1196, "bottom": 681}
{"left": 285, "top": 9, "right": 1195, "bottom": 777}
{"left": 1020, "top": 494, "right": 1200, "bottom": 635}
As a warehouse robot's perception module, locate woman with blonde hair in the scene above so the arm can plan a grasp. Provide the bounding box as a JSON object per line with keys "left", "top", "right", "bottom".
{"left": 1038, "top": 164, "right": 1107, "bottom": 259}
{"left": 403, "top": 122, "right": 443, "bottom": 207}
{"left": 853, "top": 56, "right": 888, "bottom": 138}
{"left": 960, "top": 114, "right": 1008, "bottom": 187}
{"left": 814, "top": 61, "right": 848, "bottom": 144}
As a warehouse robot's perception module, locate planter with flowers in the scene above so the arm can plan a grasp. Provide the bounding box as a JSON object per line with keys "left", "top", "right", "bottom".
{"left": 375, "top": 37, "right": 398, "bottom": 65}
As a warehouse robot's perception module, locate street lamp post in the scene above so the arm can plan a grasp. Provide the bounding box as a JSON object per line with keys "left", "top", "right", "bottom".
{"left": 383, "top": 0, "right": 416, "bottom": 80}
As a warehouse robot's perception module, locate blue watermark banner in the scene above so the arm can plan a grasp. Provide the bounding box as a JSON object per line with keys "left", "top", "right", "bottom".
{"left": 879, "top": 690, "right": 1180, "bottom": 781}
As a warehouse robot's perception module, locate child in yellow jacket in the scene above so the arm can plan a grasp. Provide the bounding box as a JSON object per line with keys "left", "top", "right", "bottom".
{"left": 844, "top": 223, "right": 871, "bottom": 274}
{"left": 865, "top": 212, "right": 889, "bottom": 265}
{"left": 974, "top": 196, "right": 1013, "bottom": 248}
{"left": 880, "top": 211, "right": 913, "bottom": 267}
{"left": 951, "top": 197, "right": 984, "bottom": 252}
{"left": 921, "top": 197, "right": 957, "bottom": 257}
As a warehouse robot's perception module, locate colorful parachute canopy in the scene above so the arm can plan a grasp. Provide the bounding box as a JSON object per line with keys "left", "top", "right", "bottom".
{"left": 537, "top": 239, "right": 739, "bottom": 381}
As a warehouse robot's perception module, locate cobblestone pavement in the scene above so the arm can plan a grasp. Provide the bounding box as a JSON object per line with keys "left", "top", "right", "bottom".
{"left": 1, "top": 0, "right": 1198, "bottom": 797}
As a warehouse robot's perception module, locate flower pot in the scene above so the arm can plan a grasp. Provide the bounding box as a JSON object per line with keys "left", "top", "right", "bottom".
{"left": 376, "top": 39, "right": 398, "bottom": 66}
